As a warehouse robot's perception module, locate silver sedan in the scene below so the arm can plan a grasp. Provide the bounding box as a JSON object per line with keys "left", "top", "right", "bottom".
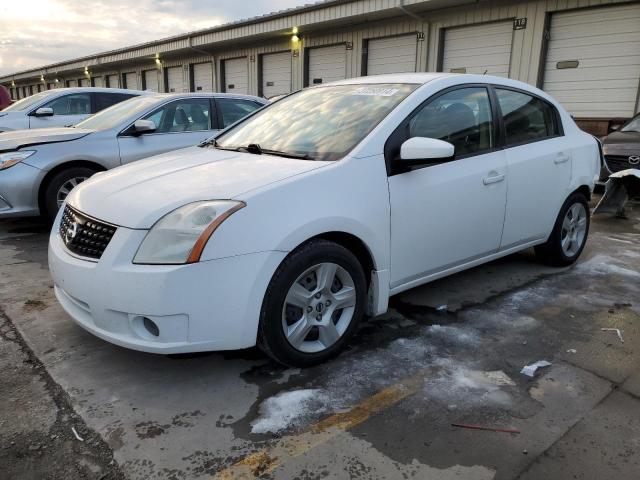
{"left": 0, "top": 93, "right": 267, "bottom": 220}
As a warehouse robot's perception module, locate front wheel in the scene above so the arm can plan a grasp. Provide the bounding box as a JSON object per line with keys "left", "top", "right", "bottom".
{"left": 43, "top": 167, "right": 97, "bottom": 222}
{"left": 258, "top": 239, "right": 367, "bottom": 367}
{"left": 535, "top": 192, "right": 590, "bottom": 266}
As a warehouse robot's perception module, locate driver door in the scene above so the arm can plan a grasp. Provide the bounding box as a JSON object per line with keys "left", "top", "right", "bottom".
{"left": 29, "top": 93, "right": 93, "bottom": 128}
{"left": 388, "top": 86, "right": 507, "bottom": 290}
{"left": 117, "top": 98, "right": 217, "bottom": 164}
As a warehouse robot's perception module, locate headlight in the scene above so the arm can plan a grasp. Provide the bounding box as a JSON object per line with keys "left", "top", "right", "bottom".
{"left": 133, "top": 200, "right": 245, "bottom": 265}
{"left": 0, "top": 150, "right": 35, "bottom": 170}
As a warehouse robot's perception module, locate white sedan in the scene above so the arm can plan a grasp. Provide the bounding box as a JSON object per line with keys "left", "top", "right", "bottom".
{"left": 49, "top": 73, "right": 601, "bottom": 367}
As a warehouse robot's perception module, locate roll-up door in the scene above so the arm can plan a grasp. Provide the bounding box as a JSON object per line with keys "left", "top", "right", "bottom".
{"left": 166, "top": 66, "right": 184, "bottom": 93}
{"left": 92, "top": 77, "right": 103, "bottom": 88}
{"left": 223, "top": 58, "right": 248, "bottom": 94}
{"left": 308, "top": 45, "right": 346, "bottom": 85}
{"left": 123, "top": 72, "right": 138, "bottom": 90}
{"left": 442, "top": 21, "right": 514, "bottom": 77}
{"left": 106, "top": 74, "right": 119, "bottom": 88}
{"left": 192, "top": 63, "right": 213, "bottom": 92}
{"left": 261, "top": 52, "right": 291, "bottom": 98}
{"left": 66, "top": 79, "right": 78, "bottom": 88}
{"left": 543, "top": 4, "right": 640, "bottom": 118}
{"left": 366, "top": 34, "right": 417, "bottom": 75}
{"left": 79, "top": 78, "right": 89, "bottom": 87}
{"left": 143, "top": 70, "right": 159, "bottom": 92}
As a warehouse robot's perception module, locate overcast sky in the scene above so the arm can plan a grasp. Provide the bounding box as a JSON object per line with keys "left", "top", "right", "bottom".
{"left": 0, "top": 0, "right": 311, "bottom": 76}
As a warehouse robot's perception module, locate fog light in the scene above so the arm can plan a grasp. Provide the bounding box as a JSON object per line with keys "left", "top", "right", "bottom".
{"left": 143, "top": 317, "right": 160, "bottom": 337}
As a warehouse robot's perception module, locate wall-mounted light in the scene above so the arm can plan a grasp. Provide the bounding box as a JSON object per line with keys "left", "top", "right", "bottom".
{"left": 40, "top": 75, "right": 45, "bottom": 83}
{"left": 11, "top": 80, "right": 15, "bottom": 87}
{"left": 55, "top": 78, "right": 60, "bottom": 83}
{"left": 292, "top": 26, "right": 300, "bottom": 43}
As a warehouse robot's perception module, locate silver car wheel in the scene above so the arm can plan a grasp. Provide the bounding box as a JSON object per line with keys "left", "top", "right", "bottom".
{"left": 282, "top": 262, "right": 357, "bottom": 354}
{"left": 56, "top": 176, "right": 88, "bottom": 208}
{"left": 561, "top": 202, "right": 587, "bottom": 257}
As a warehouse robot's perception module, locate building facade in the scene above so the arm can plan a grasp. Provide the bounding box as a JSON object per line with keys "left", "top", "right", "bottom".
{"left": 2, "top": 0, "right": 639, "bottom": 134}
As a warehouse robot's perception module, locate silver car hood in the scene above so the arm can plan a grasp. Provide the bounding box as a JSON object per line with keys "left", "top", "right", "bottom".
{"left": 67, "top": 146, "right": 328, "bottom": 229}
{"left": 0, "top": 127, "right": 93, "bottom": 151}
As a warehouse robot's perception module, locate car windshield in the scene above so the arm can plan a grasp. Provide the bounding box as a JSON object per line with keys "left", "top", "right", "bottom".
{"left": 74, "top": 95, "right": 161, "bottom": 131}
{"left": 3, "top": 91, "right": 51, "bottom": 111}
{"left": 213, "top": 83, "right": 418, "bottom": 161}
{"left": 621, "top": 115, "right": 640, "bottom": 133}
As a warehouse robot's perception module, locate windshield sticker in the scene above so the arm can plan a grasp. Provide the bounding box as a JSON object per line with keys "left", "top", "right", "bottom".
{"left": 352, "top": 87, "right": 400, "bottom": 97}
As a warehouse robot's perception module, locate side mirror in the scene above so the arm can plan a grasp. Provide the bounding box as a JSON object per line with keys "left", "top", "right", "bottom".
{"left": 33, "top": 107, "right": 54, "bottom": 117}
{"left": 609, "top": 124, "right": 620, "bottom": 133}
{"left": 131, "top": 119, "right": 156, "bottom": 136}
{"left": 400, "top": 137, "right": 455, "bottom": 164}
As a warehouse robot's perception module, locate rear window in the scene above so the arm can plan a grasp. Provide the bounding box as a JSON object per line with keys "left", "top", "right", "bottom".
{"left": 94, "top": 93, "right": 137, "bottom": 113}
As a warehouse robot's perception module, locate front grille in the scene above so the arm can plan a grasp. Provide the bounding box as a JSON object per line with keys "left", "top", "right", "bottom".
{"left": 604, "top": 155, "right": 639, "bottom": 173}
{"left": 59, "top": 205, "right": 117, "bottom": 260}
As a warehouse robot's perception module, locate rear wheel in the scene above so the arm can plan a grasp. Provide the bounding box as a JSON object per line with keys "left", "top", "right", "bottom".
{"left": 43, "top": 167, "right": 97, "bottom": 222}
{"left": 258, "top": 239, "right": 366, "bottom": 367}
{"left": 535, "top": 192, "right": 590, "bottom": 266}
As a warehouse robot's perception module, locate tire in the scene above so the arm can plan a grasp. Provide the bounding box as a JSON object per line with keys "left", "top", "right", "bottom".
{"left": 535, "top": 192, "right": 590, "bottom": 266}
{"left": 258, "top": 239, "right": 367, "bottom": 367}
{"left": 43, "top": 167, "right": 97, "bottom": 222}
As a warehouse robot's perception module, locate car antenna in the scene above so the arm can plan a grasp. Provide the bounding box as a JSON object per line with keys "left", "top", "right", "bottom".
{"left": 483, "top": 69, "right": 488, "bottom": 75}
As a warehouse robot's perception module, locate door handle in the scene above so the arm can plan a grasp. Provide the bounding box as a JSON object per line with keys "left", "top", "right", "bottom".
{"left": 554, "top": 153, "right": 570, "bottom": 164}
{"left": 483, "top": 173, "right": 505, "bottom": 185}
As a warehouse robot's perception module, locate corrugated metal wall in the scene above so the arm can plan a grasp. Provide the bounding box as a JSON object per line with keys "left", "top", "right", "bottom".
{"left": 3, "top": 0, "right": 637, "bottom": 124}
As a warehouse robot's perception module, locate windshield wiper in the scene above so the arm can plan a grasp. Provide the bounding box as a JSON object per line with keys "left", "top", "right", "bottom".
{"left": 206, "top": 140, "right": 314, "bottom": 160}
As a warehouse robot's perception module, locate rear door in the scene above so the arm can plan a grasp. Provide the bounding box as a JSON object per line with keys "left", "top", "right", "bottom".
{"left": 117, "top": 97, "right": 217, "bottom": 164}
{"left": 29, "top": 92, "right": 92, "bottom": 128}
{"left": 494, "top": 87, "right": 571, "bottom": 248}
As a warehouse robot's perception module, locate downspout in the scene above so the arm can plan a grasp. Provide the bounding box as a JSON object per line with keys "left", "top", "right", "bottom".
{"left": 397, "top": 0, "right": 424, "bottom": 21}
{"left": 187, "top": 36, "right": 217, "bottom": 91}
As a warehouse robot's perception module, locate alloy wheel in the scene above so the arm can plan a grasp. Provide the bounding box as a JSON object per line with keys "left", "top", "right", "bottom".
{"left": 561, "top": 202, "right": 587, "bottom": 257}
{"left": 282, "top": 262, "right": 357, "bottom": 353}
{"left": 56, "top": 176, "right": 88, "bottom": 208}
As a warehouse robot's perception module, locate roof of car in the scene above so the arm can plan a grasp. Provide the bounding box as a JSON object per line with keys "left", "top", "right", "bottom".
{"left": 145, "top": 92, "right": 267, "bottom": 103}
{"left": 41, "top": 87, "right": 146, "bottom": 95}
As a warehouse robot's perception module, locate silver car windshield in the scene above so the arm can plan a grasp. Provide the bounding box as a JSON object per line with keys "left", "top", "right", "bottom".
{"left": 621, "top": 115, "right": 640, "bottom": 133}
{"left": 74, "top": 95, "right": 162, "bottom": 131}
{"left": 214, "top": 83, "right": 418, "bottom": 161}
{"left": 3, "top": 91, "right": 51, "bottom": 111}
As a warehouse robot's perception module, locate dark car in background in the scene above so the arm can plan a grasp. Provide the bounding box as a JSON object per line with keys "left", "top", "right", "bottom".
{"left": 601, "top": 113, "right": 640, "bottom": 177}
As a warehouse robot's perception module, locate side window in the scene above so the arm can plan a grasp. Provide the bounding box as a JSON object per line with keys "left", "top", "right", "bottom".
{"left": 217, "top": 98, "right": 262, "bottom": 128}
{"left": 94, "top": 93, "right": 136, "bottom": 113}
{"left": 43, "top": 93, "right": 91, "bottom": 115}
{"left": 141, "top": 98, "right": 212, "bottom": 133}
{"left": 407, "top": 87, "right": 494, "bottom": 157}
{"left": 495, "top": 89, "right": 559, "bottom": 146}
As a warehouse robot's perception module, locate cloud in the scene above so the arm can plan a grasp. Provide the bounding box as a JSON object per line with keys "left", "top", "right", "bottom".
{"left": 0, "top": 0, "right": 310, "bottom": 76}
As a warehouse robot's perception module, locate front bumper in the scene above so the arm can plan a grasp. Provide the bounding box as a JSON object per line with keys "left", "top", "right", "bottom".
{"left": 0, "top": 162, "right": 43, "bottom": 218}
{"left": 48, "top": 213, "right": 287, "bottom": 354}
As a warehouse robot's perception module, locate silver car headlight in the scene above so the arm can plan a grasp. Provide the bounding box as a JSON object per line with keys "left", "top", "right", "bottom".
{"left": 133, "top": 200, "right": 245, "bottom": 265}
{"left": 0, "top": 150, "right": 35, "bottom": 170}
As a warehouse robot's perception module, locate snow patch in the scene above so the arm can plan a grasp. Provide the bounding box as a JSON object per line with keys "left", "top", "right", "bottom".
{"left": 251, "top": 389, "right": 328, "bottom": 434}
{"left": 427, "top": 324, "right": 480, "bottom": 345}
{"left": 577, "top": 255, "right": 640, "bottom": 278}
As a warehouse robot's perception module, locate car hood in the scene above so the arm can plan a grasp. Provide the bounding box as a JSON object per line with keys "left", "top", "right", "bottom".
{"left": 0, "top": 127, "right": 93, "bottom": 151}
{"left": 603, "top": 130, "right": 640, "bottom": 148}
{"left": 67, "top": 146, "right": 329, "bottom": 229}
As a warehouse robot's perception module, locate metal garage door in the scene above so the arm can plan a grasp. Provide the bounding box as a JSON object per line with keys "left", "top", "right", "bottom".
{"left": 442, "top": 21, "right": 513, "bottom": 77}
{"left": 192, "top": 63, "right": 213, "bottom": 92}
{"left": 543, "top": 4, "right": 640, "bottom": 118}
{"left": 106, "top": 74, "right": 119, "bottom": 88}
{"left": 123, "top": 72, "right": 138, "bottom": 90}
{"left": 166, "top": 66, "right": 184, "bottom": 93}
{"left": 79, "top": 78, "right": 89, "bottom": 87}
{"left": 143, "top": 70, "right": 159, "bottom": 92}
{"left": 367, "top": 34, "right": 417, "bottom": 75}
{"left": 261, "top": 52, "right": 291, "bottom": 98}
{"left": 67, "top": 79, "right": 78, "bottom": 88}
{"left": 224, "top": 58, "right": 248, "bottom": 94}
{"left": 308, "top": 45, "right": 346, "bottom": 85}
{"left": 92, "top": 77, "right": 103, "bottom": 88}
